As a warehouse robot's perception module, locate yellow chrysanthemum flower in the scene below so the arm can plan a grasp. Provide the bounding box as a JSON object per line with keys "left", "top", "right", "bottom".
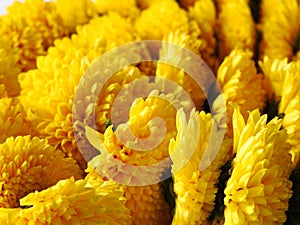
{"left": 93, "top": 0, "right": 140, "bottom": 19}
{"left": 135, "top": 0, "right": 189, "bottom": 40}
{"left": 86, "top": 92, "right": 178, "bottom": 177}
{"left": 213, "top": 49, "right": 266, "bottom": 138}
{"left": 0, "top": 97, "right": 33, "bottom": 144}
{"left": 102, "top": 95, "right": 177, "bottom": 167}
{"left": 0, "top": 177, "right": 131, "bottom": 225}
{"left": 188, "top": 0, "right": 218, "bottom": 71}
{"left": 1, "top": 0, "right": 66, "bottom": 71}
{"left": 260, "top": 0, "right": 300, "bottom": 61}
{"left": 224, "top": 108, "right": 292, "bottom": 225}
{"left": 169, "top": 109, "right": 231, "bottom": 225}
{"left": 216, "top": 0, "right": 256, "bottom": 59}
{"left": 0, "top": 0, "right": 97, "bottom": 97}
{"left": 0, "top": 136, "right": 83, "bottom": 208}
{"left": 260, "top": 57, "right": 300, "bottom": 167}
{"left": 86, "top": 94, "right": 177, "bottom": 225}
{"left": 19, "top": 13, "right": 140, "bottom": 168}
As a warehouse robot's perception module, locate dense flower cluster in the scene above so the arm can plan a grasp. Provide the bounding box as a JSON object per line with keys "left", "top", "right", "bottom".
{"left": 0, "top": 0, "right": 299, "bottom": 224}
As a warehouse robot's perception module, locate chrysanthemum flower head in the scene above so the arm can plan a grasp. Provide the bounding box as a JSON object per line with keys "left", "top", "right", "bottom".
{"left": 2, "top": 0, "right": 67, "bottom": 71}
{"left": 224, "top": 108, "right": 293, "bottom": 224}
{"left": 0, "top": 98, "right": 33, "bottom": 144}
{"left": 86, "top": 93, "right": 177, "bottom": 224}
{"left": 88, "top": 94, "right": 177, "bottom": 171}
{"left": 85, "top": 74, "right": 194, "bottom": 175}
{"left": 135, "top": 0, "right": 189, "bottom": 40}
{"left": 260, "top": 57, "right": 300, "bottom": 167}
{"left": 169, "top": 108, "right": 231, "bottom": 225}
{"left": 216, "top": 0, "right": 256, "bottom": 59}
{"left": 0, "top": 177, "right": 131, "bottom": 225}
{"left": 260, "top": 0, "right": 300, "bottom": 61}
{"left": 0, "top": 0, "right": 79, "bottom": 96}
{"left": 213, "top": 48, "right": 266, "bottom": 138}
{"left": 0, "top": 136, "right": 83, "bottom": 208}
